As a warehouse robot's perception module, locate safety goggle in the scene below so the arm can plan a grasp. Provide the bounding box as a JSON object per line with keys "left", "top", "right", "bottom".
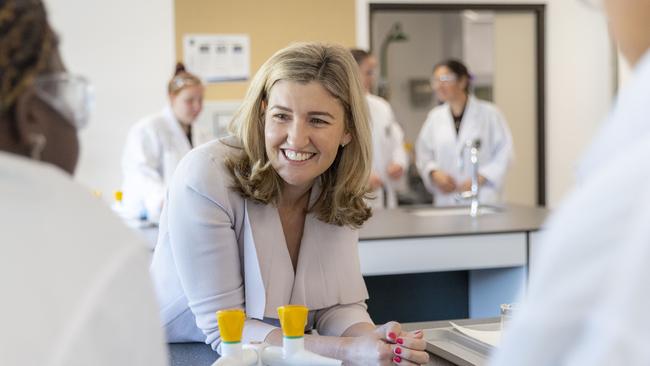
{"left": 431, "top": 74, "right": 457, "bottom": 85}
{"left": 578, "top": 0, "right": 603, "bottom": 10}
{"left": 33, "top": 73, "right": 94, "bottom": 129}
{"left": 363, "top": 67, "right": 378, "bottom": 78}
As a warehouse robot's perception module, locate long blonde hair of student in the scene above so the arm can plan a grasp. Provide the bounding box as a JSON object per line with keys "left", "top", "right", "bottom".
{"left": 227, "top": 42, "right": 373, "bottom": 228}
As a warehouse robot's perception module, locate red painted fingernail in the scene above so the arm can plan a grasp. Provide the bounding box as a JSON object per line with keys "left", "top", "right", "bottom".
{"left": 388, "top": 332, "right": 397, "bottom": 339}
{"left": 395, "top": 347, "right": 402, "bottom": 355}
{"left": 397, "top": 338, "right": 404, "bottom": 344}
{"left": 393, "top": 356, "right": 402, "bottom": 363}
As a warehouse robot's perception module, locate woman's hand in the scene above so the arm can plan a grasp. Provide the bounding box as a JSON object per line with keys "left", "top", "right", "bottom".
{"left": 369, "top": 173, "right": 384, "bottom": 191}
{"left": 387, "top": 163, "right": 404, "bottom": 180}
{"left": 340, "top": 322, "right": 429, "bottom": 365}
{"left": 431, "top": 170, "right": 456, "bottom": 193}
{"left": 458, "top": 175, "right": 487, "bottom": 193}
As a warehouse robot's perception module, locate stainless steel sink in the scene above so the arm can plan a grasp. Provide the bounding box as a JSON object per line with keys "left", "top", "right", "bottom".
{"left": 404, "top": 205, "right": 503, "bottom": 217}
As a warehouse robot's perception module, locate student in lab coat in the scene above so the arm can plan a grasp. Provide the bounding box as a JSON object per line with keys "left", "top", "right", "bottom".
{"left": 0, "top": 1, "right": 167, "bottom": 364}
{"left": 415, "top": 59, "right": 513, "bottom": 206}
{"left": 491, "top": 1, "right": 650, "bottom": 365}
{"left": 350, "top": 49, "right": 409, "bottom": 209}
{"left": 151, "top": 43, "right": 429, "bottom": 365}
{"left": 121, "top": 63, "right": 204, "bottom": 223}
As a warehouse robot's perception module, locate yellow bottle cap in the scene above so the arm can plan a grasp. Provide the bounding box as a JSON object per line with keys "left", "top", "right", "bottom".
{"left": 277, "top": 305, "right": 308, "bottom": 338}
{"left": 114, "top": 190, "right": 123, "bottom": 202}
{"left": 217, "top": 309, "right": 246, "bottom": 343}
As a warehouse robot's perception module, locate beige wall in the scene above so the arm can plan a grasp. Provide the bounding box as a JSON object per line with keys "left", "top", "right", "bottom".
{"left": 175, "top": 0, "right": 357, "bottom": 101}
{"left": 494, "top": 13, "right": 536, "bottom": 206}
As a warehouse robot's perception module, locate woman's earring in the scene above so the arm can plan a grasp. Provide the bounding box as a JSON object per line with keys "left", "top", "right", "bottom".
{"left": 29, "top": 133, "right": 47, "bottom": 160}
{"left": 340, "top": 143, "right": 346, "bottom": 148}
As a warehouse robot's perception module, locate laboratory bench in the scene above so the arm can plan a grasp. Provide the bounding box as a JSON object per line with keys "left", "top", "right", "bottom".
{"left": 167, "top": 204, "right": 548, "bottom": 365}
{"left": 168, "top": 318, "right": 497, "bottom": 366}
{"left": 358, "top": 204, "right": 548, "bottom": 322}
{"left": 153, "top": 204, "right": 548, "bottom": 322}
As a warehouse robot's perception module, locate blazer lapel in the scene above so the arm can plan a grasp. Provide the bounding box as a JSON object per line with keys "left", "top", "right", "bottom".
{"left": 291, "top": 185, "right": 369, "bottom": 309}
{"left": 244, "top": 182, "right": 369, "bottom": 319}
{"left": 244, "top": 199, "right": 294, "bottom": 319}
{"left": 243, "top": 203, "right": 265, "bottom": 320}
{"left": 291, "top": 212, "right": 369, "bottom": 309}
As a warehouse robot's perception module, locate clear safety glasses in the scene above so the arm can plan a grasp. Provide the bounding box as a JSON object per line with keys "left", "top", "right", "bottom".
{"left": 33, "top": 73, "right": 94, "bottom": 130}
{"left": 431, "top": 74, "right": 457, "bottom": 86}
{"left": 578, "top": 0, "right": 603, "bottom": 10}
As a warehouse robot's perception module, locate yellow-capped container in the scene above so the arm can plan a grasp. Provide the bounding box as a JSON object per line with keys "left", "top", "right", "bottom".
{"left": 114, "top": 190, "right": 123, "bottom": 202}
{"left": 216, "top": 309, "right": 246, "bottom": 344}
{"left": 277, "top": 305, "right": 308, "bottom": 338}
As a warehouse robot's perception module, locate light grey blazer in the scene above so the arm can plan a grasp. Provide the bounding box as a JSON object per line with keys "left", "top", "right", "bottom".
{"left": 150, "top": 137, "right": 372, "bottom": 350}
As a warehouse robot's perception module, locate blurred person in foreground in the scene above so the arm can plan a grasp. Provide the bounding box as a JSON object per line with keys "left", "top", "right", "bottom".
{"left": 0, "top": 0, "right": 168, "bottom": 364}
{"left": 491, "top": 0, "right": 650, "bottom": 365}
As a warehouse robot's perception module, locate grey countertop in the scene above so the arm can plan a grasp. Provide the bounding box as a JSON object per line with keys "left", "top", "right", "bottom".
{"left": 360, "top": 204, "right": 550, "bottom": 241}
{"left": 167, "top": 206, "right": 548, "bottom": 365}
{"left": 168, "top": 318, "right": 499, "bottom": 366}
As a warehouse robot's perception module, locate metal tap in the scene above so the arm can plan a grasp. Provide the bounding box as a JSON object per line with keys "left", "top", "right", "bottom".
{"left": 458, "top": 139, "right": 482, "bottom": 217}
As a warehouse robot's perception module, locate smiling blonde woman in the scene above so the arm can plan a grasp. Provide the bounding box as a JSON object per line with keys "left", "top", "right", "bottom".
{"left": 151, "top": 42, "right": 429, "bottom": 365}
{"left": 226, "top": 42, "right": 372, "bottom": 227}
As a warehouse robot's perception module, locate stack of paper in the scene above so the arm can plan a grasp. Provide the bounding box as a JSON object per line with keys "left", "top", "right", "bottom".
{"left": 449, "top": 322, "right": 501, "bottom": 347}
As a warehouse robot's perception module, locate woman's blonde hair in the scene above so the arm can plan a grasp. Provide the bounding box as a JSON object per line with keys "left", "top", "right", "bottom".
{"left": 226, "top": 42, "right": 372, "bottom": 228}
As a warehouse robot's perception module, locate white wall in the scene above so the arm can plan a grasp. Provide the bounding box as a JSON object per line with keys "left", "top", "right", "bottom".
{"left": 44, "top": 0, "right": 175, "bottom": 200}
{"left": 357, "top": 0, "right": 614, "bottom": 208}
{"left": 462, "top": 12, "right": 494, "bottom": 82}
{"left": 371, "top": 12, "right": 453, "bottom": 143}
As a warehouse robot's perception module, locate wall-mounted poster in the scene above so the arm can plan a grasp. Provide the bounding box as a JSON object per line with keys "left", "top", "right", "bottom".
{"left": 183, "top": 34, "right": 250, "bottom": 83}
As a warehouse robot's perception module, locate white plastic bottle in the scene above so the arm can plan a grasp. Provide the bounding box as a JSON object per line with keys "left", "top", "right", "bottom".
{"left": 262, "top": 305, "right": 342, "bottom": 366}
{"left": 212, "top": 309, "right": 259, "bottom": 366}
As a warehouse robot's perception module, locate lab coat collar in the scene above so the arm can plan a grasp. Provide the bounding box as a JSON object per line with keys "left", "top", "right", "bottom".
{"left": 458, "top": 95, "right": 479, "bottom": 140}
{"left": 162, "top": 106, "right": 192, "bottom": 151}
{"left": 441, "top": 95, "right": 479, "bottom": 144}
{"left": 243, "top": 181, "right": 368, "bottom": 319}
{"left": 576, "top": 49, "right": 650, "bottom": 182}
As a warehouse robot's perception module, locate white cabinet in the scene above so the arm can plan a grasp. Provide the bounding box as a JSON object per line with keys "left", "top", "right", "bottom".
{"left": 359, "top": 231, "right": 536, "bottom": 318}
{"left": 359, "top": 232, "right": 527, "bottom": 275}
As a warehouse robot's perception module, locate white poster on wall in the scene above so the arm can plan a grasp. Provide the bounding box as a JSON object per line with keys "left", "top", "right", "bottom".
{"left": 183, "top": 34, "right": 250, "bottom": 83}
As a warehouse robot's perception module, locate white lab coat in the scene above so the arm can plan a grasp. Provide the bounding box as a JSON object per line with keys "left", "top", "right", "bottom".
{"left": 121, "top": 106, "right": 201, "bottom": 223}
{"left": 0, "top": 152, "right": 167, "bottom": 366}
{"left": 490, "top": 50, "right": 650, "bottom": 366}
{"left": 415, "top": 95, "right": 513, "bottom": 206}
{"left": 366, "top": 94, "right": 409, "bottom": 209}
